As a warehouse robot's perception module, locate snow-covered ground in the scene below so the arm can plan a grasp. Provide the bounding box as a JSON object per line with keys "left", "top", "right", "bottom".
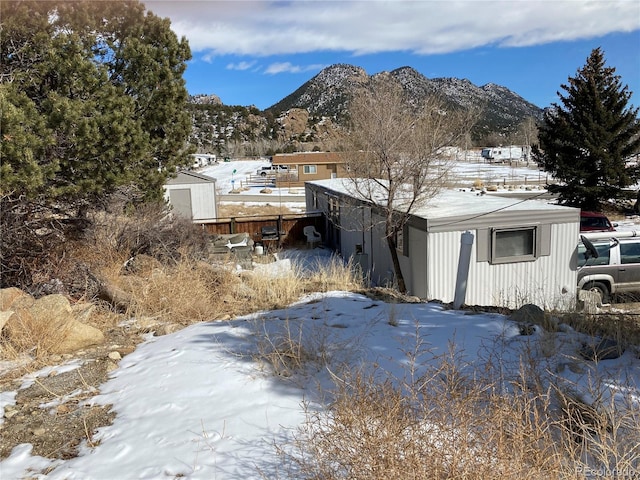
{"left": 2, "top": 159, "right": 639, "bottom": 478}
{"left": 1, "top": 247, "right": 639, "bottom": 479}
{"left": 198, "top": 157, "right": 549, "bottom": 197}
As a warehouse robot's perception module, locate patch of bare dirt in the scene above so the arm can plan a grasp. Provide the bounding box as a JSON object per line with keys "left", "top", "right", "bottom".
{"left": 0, "top": 321, "right": 145, "bottom": 462}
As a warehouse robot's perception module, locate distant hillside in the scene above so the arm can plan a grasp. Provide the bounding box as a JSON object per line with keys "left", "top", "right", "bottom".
{"left": 187, "top": 63, "right": 543, "bottom": 156}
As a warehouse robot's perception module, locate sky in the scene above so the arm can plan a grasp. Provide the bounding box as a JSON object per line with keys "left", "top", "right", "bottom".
{"left": 2, "top": 275, "right": 639, "bottom": 479}
{"left": 145, "top": 0, "right": 640, "bottom": 110}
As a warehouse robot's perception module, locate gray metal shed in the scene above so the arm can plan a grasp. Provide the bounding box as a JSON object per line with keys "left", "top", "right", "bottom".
{"left": 164, "top": 171, "right": 217, "bottom": 221}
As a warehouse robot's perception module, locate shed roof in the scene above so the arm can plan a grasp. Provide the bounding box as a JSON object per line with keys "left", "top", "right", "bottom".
{"left": 166, "top": 170, "right": 217, "bottom": 185}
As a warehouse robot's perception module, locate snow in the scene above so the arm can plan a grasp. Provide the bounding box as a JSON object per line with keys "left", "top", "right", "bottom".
{"left": 3, "top": 159, "right": 640, "bottom": 478}
{"left": 198, "top": 157, "right": 549, "bottom": 197}
{"left": 1, "top": 247, "right": 639, "bottom": 479}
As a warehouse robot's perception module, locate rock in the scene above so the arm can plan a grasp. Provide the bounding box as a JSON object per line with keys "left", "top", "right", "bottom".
{"left": 71, "top": 302, "right": 95, "bottom": 323}
{"left": 580, "top": 338, "right": 625, "bottom": 361}
{"left": 106, "top": 360, "right": 119, "bottom": 373}
{"left": 108, "top": 351, "right": 122, "bottom": 361}
{"left": 4, "top": 406, "right": 19, "bottom": 420}
{"left": 53, "top": 320, "right": 104, "bottom": 354}
{"left": 509, "top": 304, "right": 545, "bottom": 324}
{"left": 56, "top": 404, "right": 71, "bottom": 415}
{"left": 519, "top": 323, "right": 536, "bottom": 335}
{"left": 29, "top": 294, "right": 73, "bottom": 323}
{"left": 0, "top": 310, "right": 13, "bottom": 332}
{"left": 0, "top": 287, "right": 33, "bottom": 310}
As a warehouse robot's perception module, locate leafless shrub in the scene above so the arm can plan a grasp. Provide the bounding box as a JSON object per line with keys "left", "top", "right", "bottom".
{"left": 276, "top": 329, "right": 640, "bottom": 480}
{"left": 86, "top": 202, "right": 210, "bottom": 265}
{"left": 0, "top": 195, "right": 74, "bottom": 292}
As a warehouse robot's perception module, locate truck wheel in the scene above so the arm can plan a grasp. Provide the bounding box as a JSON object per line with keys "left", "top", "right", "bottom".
{"left": 260, "top": 171, "right": 267, "bottom": 176}
{"left": 584, "top": 281, "right": 610, "bottom": 305}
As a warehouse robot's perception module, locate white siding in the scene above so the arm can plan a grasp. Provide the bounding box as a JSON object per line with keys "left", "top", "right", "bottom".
{"left": 165, "top": 182, "right": 217, "bottom": 221}
{"left": 425, "top": 222, "right": 578, "bottom": 310}
{"left": 190, "top": 183, "right": 217, "bottom": 221}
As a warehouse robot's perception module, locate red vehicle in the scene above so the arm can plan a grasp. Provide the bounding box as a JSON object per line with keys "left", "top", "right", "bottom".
{"left": 580, "top": 211, "right": 615, "bottom": 232}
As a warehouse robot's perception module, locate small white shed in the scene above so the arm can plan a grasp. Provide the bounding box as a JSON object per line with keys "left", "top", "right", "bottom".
{"left": 305, "top": 178, "right": 580, "bottom": 310}
{"left": 164, "top": 171, "right": 217, "bottom": 221}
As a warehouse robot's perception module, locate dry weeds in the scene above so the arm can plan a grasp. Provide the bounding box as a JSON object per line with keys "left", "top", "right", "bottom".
{"left": 271, "top": 319, "right": 640, "bottom": 480}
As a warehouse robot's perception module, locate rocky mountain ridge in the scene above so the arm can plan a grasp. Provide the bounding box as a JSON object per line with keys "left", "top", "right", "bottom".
{"left": 187, "top": 63, "right": 543, "bottom": 157}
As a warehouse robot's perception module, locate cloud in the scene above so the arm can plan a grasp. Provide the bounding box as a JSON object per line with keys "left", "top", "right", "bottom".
{"left": 226, "top": 61, "right": 257, "bottom": 71}
{"left": 264, "top": 62, "right": 326, "bottom": 75}
{"left": 146, "top": 1, "right": 640, "bottom": 57}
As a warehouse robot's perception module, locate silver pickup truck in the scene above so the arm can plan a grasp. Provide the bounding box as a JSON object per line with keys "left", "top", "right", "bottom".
{"left": 257, "top": 165, "right": 289, "bottom": 176}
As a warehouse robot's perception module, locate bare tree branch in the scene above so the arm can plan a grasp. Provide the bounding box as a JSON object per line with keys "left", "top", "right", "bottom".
{"left": 338, "top": 76, "right": 478, "bottom": 293}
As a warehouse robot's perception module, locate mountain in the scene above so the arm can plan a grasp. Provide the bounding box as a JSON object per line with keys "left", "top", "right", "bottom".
{"left": 187, "top": 64, "right": 543, "bottom": 156}
{"left": 266, "top": 64, "right": 543, "bottom": 139}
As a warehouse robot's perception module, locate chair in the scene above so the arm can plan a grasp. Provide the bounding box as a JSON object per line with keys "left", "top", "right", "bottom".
{"left": 303, "top": 226, "right": 322, "bottom": 248}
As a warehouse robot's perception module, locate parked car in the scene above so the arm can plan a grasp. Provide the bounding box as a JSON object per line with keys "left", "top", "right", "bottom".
{"left": 580, "top": 211, "right": 615, "bottom": 232}
{"left": 257, "top": 165, "right": 289, "bottom": 176}
{"left": 578, "top": 232, "right": 640, "bottom": 303}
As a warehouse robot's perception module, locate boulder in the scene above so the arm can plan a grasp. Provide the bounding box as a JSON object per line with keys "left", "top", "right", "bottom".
{"left": 53, "top": 320, "right": 104, "bottom": 354}
{"left": 0, "top": 287, "right": 33, "bottom": 310}
{"left": 580, "top": 338, "right": 625, "bottom": 361}
{"left": 2, "top": 292, "right": 104, "bottom": 354}
{"left": 29, "top": 294, "right": 73, "bottom": 324}
{"left": 0, "top": 310, "right": 13, "bottom": 332}
{"left": 509, "top": 304, "right": 545, "bottom": 324}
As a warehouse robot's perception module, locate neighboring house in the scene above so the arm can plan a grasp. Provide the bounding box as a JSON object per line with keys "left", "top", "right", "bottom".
{"left": 305, "top": 178, "right": 580, "bottom": 310}
{"left": 271, "top": 152, "right": 347, "bottom": 186}
{"left": 164, "top": 171, "right": 217, "bottom": 221}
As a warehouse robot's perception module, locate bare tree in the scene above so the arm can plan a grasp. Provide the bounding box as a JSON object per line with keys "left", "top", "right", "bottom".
{"left": 340, "top": 76, "right": 477, "bottom": 293}
{"left": 513, "top": 116, "right": 539, "bottom": 162}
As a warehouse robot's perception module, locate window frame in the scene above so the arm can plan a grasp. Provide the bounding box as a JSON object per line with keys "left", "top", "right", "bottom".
{"left": 490, "top": 226, "right": 537, "bottom": 264}
{"left": 303, "top": 165, "right": 317, "bottom": 174}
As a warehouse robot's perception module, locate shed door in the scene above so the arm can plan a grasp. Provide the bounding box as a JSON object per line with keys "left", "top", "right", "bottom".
{"left": 169, "top": 188, "right": 192, "bottom": 219}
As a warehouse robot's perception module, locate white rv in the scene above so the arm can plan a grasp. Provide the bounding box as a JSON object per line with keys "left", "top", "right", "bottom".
{"left": 481, "top": 146, "right": 524, "bottom": 162}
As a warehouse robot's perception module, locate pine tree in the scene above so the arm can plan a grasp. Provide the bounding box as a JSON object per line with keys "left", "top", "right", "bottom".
{"left": 0, "top": 0, "right": 193, "bottom": 206}
{"left": 536, "top": 47, "right": 640, "bottom": 211}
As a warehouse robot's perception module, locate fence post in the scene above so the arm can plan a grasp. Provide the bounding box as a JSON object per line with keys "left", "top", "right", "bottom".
{"left": 230, "top": 217, "right": 236, "bottom": 234}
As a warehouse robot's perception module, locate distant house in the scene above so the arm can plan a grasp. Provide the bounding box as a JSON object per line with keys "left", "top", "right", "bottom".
{"left": 271, "top": 152, "right": 347, "bottom": 187}
{"left": 305, "top": 178, "right": 580, "bottom": 310}
{"left": 164, "top": 171, "right": 217, "bottom": 221}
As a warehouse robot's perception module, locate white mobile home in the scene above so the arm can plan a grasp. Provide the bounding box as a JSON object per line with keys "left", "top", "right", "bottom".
{"left": 481, "top": 146, "right": 524, "bottom": 162}
{"left": 190, "top": 153, "right": 217, "bottom": 169}
{"left": 164, "top": 171, "right": 217, "bottom": 221}
{"left": 306, "top": 179, "right": 580, "bottom": 310}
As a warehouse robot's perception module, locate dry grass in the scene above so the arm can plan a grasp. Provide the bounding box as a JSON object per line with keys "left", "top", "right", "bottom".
{"left": 304, "top": 255, "right": 365, "bottom": 293}
{"left": 559, "top": 311, "right": 640, "bottom": 349}
{"left": 1, "top": 312, "right": 71, "bottom": 361}
{"left": 120, "top": 259, "right": 242, "bottom": 324}
{"left": 69, "top": 209, "right": 364, "bottom": 326}
{"left": 273, "top": 321, "right": 640, "bottom": 480}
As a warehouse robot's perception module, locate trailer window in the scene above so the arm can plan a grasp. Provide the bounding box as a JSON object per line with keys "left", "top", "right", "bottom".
{"left": 491, "top": 227, "right": 536, "bottom": 264}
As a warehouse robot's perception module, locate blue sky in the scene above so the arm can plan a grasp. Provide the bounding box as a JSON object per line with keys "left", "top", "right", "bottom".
{"left": 147, "top": 1, "right": 640, "bottom": 110}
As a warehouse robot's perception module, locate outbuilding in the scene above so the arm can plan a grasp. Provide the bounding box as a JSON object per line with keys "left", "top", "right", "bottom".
{"left": 305, "top": 178, "right": 580, "bottom": 310}
{"left": 164, "top": 170, "right": 217, "bottom": 221}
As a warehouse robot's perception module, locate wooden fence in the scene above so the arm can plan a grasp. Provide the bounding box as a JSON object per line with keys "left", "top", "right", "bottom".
{"left": 196, "top": 212, "right": 324, "bottom": 248}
